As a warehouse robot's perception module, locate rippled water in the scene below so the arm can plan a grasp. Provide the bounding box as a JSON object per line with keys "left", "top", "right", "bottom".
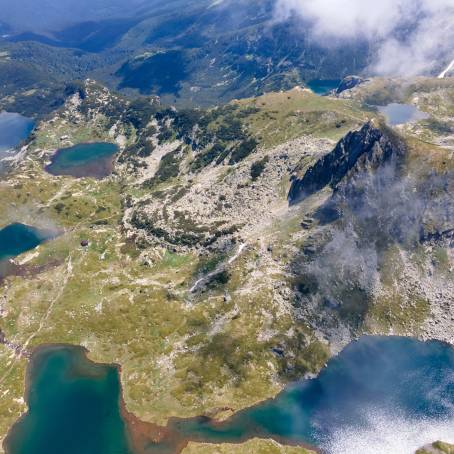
{"left": 167, "top": 336, "right": 454, "bottom": 453}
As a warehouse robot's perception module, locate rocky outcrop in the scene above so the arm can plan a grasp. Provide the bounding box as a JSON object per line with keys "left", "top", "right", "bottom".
{"left": 125, "top": 135, "right": 331, "bottom": 251}
{"left": 288, "top": 121, "right": 405, "bottom": 204}
{"left": 336, "top": 75, "right": 365, "bottom": 94}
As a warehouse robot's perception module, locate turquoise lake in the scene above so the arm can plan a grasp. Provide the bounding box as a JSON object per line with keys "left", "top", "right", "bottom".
{"left": 4, "top": 346, "right": 134, "bottom": 454}
{"left": 0, "top": 112, "right": 34, "bottom": 155}
{"left": 378, "top": 103, "right": 430, "bottom": 126}
{"left": 0, "top": 223, "right": 56, "bottom": 262}
{"left": 45, "top": 142, "right": 119, "bottom": 178}
{"left": 307, "top": 80, "right": 341, "bottom": 95}
{"left": 5, "top": 336, "right": 454, "bottom": 454}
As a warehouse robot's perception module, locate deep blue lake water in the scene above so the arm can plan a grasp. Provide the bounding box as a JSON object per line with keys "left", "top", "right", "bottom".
{"left": 0, "top": 112, "right": 34, "bottom": 155}
{"left": 0, "top": 223, "right": 56, "bottom": 262}
{"left": 45, "top": 142, "right": 119, "bottom": 178}
{"left": 5, "top": 337, "right": 454, "bottom": 454}
{"left": 378, "top": 103, "right": 430, "bottom": 126}
{"left": 307, "top": 80, "right": 341, "bottom": 95}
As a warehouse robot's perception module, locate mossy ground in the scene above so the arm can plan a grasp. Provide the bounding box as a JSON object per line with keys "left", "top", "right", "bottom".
{"left": 0, "top": 205, "right": 325, "bottom": 446}
{"left": 182, "top": 439, "right": 315, "bottom": 454}
{"left": 234, "top": 88, "right": 371, "bottom": 147}
{"left": 342, "top": 77, "right": 454, "bottom": 149}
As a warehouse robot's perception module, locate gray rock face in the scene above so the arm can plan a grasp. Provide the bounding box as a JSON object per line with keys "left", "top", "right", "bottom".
{"left": 288, "top": 121, "right": 404, "bottom": 204}
{"left": 336, "top": 75, "right": 365, "bottom": 94}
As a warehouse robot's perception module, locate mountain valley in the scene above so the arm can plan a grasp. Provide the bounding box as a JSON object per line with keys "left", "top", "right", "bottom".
{"left": 0, "top": 73, "right": 453, "bottom": 452}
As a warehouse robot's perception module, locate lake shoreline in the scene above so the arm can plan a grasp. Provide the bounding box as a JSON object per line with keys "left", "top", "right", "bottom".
{"left": 3, "top": 343, "right": 322, "bottom": 454}
{"left": 6, "top": 336, "right": 454, "bottom": 453}
{"left": 0, "top": 112, "right": 35, "bottom": 156}
{"left": 0, "top": 223, "right": 62, "bottom": 281}
{"left": 45, "top": 142, "right": 118, "bottom": 179}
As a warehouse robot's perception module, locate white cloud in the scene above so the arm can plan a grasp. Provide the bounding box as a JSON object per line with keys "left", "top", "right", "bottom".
{"left": 275, "top": 0, "right": 454, "bottom": 76}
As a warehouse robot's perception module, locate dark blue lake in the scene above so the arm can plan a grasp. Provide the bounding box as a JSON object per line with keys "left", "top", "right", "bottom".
{"left": 307, "top": 80, "right": 341, "bottom": 96}
{"left": 0, "top": 112, "right": 34, "bottom": 156}
{"left": 5, "top": 336, "right": 454, "bottom": 454}
{"left": 45, "top": 142, "right": 119, "bottom": 178}
{"left": 0, "top": 223, "right": 56, "bottom": 262}
{"left": 378, "top": 103, "right": 430, "bottom": 126}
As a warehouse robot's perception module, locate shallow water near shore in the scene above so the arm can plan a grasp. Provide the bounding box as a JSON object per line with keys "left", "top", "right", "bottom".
{"left": 5, "top": 336, "right": 454, "bottom": 454}
{"left": 45, "top": 142, "right": 119, "bottom": 178}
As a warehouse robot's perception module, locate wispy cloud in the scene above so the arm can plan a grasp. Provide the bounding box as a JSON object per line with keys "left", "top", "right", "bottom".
{"left": 275, "top": 0, "right": 454, "bottom": 76}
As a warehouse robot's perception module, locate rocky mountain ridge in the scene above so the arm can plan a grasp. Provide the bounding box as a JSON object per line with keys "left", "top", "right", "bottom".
{"left": 288, "top": 120, "right": 404, "bottom": 204}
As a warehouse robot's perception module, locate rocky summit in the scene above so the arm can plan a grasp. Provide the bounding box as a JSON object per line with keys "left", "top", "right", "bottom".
{"left": 288, "top": 121, "right": 404, "bottom": 203}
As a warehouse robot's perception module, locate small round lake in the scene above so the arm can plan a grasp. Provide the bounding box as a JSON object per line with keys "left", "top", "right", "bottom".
{"left": 307, "top": 80, "right": 341, "bottom": 95}
{"left": 378, "top": 103, "right": 430, "bottom": 126}
{"left": 6, "top": 336, "right": 454, "bottom": 454}
{"left": 45, "top": 142, "right": 119, "bottom": 178}
{"left": 0, "top": 112, "right": 34, "bottom": 156}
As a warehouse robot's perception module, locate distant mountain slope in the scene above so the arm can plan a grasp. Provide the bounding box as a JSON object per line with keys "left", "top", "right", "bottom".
{"left": 0, "top": 0, "right": 371, "bottom": 107}
{"left": 0, "top": 0, "right": 148, "bottom": 32}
